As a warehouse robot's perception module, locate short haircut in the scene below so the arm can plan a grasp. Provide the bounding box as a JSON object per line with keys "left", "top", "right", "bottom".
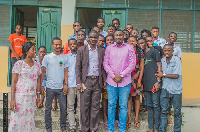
{"left": 130, "top": 29, "right": 139, "bottom": 34}
{"left": 126, "top": 24, "right": 133, "bottom": 28}
{"left": 132, "top": 29, "right": 138, "bottom": 31}
{"left": 146, "top": 35, "right": 153, "bottom": 38}
{"left": 77, "top": 30, "right": 86, "bottom": 37}
{"left": 92, "top": 26, "right": 99, "bottom": 30}
{"left": 97, "top": 17, "right": 105, "bottom": 22}
{"left": 123, "top": 29, "right": 130, "bottom": 35}
{"left": 73, "top": 21, "right": 81, "bottom": 26}
{"left": 138, "top": 37, "right": 146, "bottom": 42}
{"left": 98, "top": 34, "right": 104, "bottom": 38}
{"left": 115, "top": 29, "right": 123, "bottom": 32}
{"left": 38, "top": 46, "right": 47, "bottom": 50}
{"left": 106, "top": 34, "right": 114, "bottom": 40}
{"left": 141, "top": 29, "right": 151, "bottom": 37}
{"left": 152, "top": 26, "right": 159, "bottom": 30}
{"left": 112, "top": 18, "right": 120, "bottom": 25}
{"left": 169, "top": 32, "right": 177, "bottom": 36}
{"left": 52, "top": 37, "right": 61, "bottom": 44}
{"left": 98, "top": 34, "right": 105, "bottom": 41}
{"left": 163, "top": 44, "right": 173, "bottom": 48}
{"left": 15, "top": 24, "right": 22, "bottom": 28}
{"left": 128, "top": 35, "right": 138, "bottom": 41}
{"left": 89, "top": 30, "right": 98, "bottom": 35}
{"left": 108, "top": 24, "right": 115, "bottom": 28}
{"left": 123, "top": 29, "right": 129, "bottom": 32}
{"left": 114, "top": 29, "right": 124, "bottom": 36}
{"left": 68, "top": 38, "right": 77, "bottom": 43}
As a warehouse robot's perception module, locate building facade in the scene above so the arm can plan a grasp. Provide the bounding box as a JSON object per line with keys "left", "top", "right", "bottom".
{"left": 0, "top": 0, "right": 200, "bottom": 98}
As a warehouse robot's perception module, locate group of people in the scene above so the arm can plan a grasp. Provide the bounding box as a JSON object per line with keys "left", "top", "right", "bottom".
{"left": 8, "top": 17, "right": 182, "bottom": 132}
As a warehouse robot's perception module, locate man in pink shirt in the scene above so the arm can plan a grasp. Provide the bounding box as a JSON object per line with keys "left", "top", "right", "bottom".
{"left": 103, "top": 30, "right": 136, "bottom": 132}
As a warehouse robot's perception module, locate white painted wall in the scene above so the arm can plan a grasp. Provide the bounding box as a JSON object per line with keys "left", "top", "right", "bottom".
{"left": 61, "top": 0, "right": 76, "bottom": 25}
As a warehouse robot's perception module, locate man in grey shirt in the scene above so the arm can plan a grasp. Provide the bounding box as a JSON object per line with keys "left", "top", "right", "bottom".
{"left": 41, "top": 37, "right": 68, "bottom": 132}
{"left": 156, "top": 44, "right": 182, "bottom": 132}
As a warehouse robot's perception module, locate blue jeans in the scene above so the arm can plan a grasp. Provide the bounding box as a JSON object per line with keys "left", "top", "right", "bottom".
{"left": 160, "top": 89, "right": 182, "bottom": 132}
{"left": 145, "top": 91, "right": 160, "bottom": 131}
{"left": 106, "top": 84, "right": 131, "bottom": 132}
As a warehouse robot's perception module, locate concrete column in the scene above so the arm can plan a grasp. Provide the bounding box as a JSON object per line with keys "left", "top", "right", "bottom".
{"left": 61, "top": 0, "right": 76, "bottom": 44}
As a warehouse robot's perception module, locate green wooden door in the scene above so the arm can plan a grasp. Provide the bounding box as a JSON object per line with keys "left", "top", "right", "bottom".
{"left": 37, "top": 7, "right": 61, "bottom": 53}
{"left": 12, "top": 7, "right": 24, "bottom": 33}
{"left": 102, "top": 10, "right": 126, "bottom": 31}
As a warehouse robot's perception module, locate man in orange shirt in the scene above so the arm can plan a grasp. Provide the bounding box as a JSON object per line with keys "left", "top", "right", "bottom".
{"left": 63, "top": 30, "right": 86, "bottom": 55}
{"left": 8, "top": 25, "right": 28, "bottom": 66}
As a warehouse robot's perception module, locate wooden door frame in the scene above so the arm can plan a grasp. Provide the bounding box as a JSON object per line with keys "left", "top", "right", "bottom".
{"left": 8, "top": 5, "right": 61, "bottom": 86}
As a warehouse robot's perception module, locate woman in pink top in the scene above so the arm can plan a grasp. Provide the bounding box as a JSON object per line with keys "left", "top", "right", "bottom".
{"left": 9, "top": 42, "right": 41, "bottom": 132}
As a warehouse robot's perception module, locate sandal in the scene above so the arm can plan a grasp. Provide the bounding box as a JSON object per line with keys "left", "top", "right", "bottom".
{"left": 104, "top": 122, "right": 108, "bottom": 129}
{"left": 52, "top": 106, "right": 58, "bottom": 111}
{"left": 38, "top": 104, "right": 44, "bottom": 108}
{"left": 134, "top": 122, "right": 140, "bottom": 128}
{"left": 169, "top": 111, "right": 174, "bottom": 116}
{"left": 60, "top": 130, "right": 67, "bottom": 132}
{"left": 126, "top": 122, "right": 131, "bottom": 128}
{"left": 142, "top": 107, "right": 148, "bottom": 112}
{"left": 69, "top": 128, "right": 76, "bottom": 132}
{"left": 114, "top": 120, "right": 119, "bottom": 126}
{"left": 146, "top": 130, "right": 154, "bottom": 132}
{"left": 168, "top": 119, "right": 173, "bottom": 124}
{"left": 76, "top": 118, "right": 79, "bottom": 123}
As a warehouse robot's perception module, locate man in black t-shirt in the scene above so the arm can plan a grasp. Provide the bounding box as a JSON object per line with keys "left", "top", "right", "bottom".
{"left": 146, "top": 36, "right": 164, "bottom": 58}
{"left": 138, "top": 37, "right": 162, "bottom": 132}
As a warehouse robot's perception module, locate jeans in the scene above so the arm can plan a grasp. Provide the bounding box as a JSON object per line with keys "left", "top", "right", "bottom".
{"left": 160, "top": 89, "right": 182, "bottom": 132}
{"left": 107, "top": 83, "right": 131, "bottom": 132}
{"left": 45, "top": 88, "right": 66, "bottom": 131}
{"left": 145, "top": 91, "right": 160, "bottom": 131}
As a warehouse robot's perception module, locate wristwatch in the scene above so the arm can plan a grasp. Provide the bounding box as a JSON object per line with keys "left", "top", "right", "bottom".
{"left": 120, "top": 74, "right": 123, "bottom": 78}
{"left": 157, "top": 79, "right": 161, "bottom": 83}
{"left": 163, "top": 73, "right": 166, "bottom": 77}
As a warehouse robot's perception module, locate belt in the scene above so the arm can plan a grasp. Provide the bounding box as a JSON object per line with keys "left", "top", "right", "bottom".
{"left": 87, "top": 76, "right": 99, "bottom": 79}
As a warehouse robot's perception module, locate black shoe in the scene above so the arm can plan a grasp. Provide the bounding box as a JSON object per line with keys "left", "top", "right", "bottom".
{"left": 70, "top": 128, "right": 76, "bottom": 132}
{"left": 47, "top": 129, "right": 52, "bottom": 132}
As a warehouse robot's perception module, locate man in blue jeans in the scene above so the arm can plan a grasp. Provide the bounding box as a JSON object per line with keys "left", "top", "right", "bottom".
{"left": 156, "top": 44, "right": 182, "bottom": 132}
{"left": 103, "top": 30, "right": 136, "bottom": 132}
{"left": 138, "top": 37, "right": 162, "bottom": 132}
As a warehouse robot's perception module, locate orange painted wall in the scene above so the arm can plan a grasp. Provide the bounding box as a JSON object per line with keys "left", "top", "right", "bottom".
{"left": 0, "top": 47, "right": 9, "bottom": 93}
{"left": 61, "top": 24, "right": 74, "bottom": 45}
{"left": 182, "top": 52, "right": 200, "bottom": 98}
